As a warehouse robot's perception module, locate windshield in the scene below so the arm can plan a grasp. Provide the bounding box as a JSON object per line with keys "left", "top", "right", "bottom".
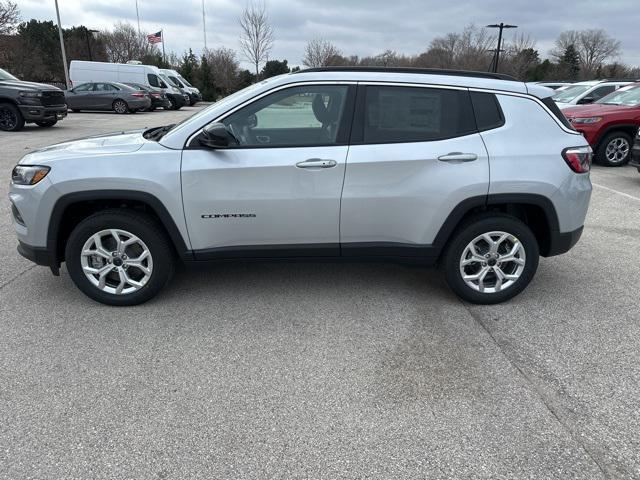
{"left": 160, "top": 74, "right": 179, "bottom": 88}
{"left": 178, "top": 76, "right": 193, "bottom": 87}
{"left": 552, "top": 85, "right": 592, "bottom": 103}
{"left": 169, "top": 76, "right": 184, "bottom": 87}
{"left": 0, "top": 68, "right": 18, "bottom": 81}
{"left": 597, "top": 86, "right": 640, "bottom": 107}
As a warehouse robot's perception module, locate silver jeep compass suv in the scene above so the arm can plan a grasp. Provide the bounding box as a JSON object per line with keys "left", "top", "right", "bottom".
{"left": 10, "top": 67, "right": 592, "bottom": 306}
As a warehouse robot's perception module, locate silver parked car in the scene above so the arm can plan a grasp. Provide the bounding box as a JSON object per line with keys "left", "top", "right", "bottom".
{"left": 10, "top": 67, "right": 592, "bottom": 306}
{"left": 65, "top": 82, "right": 151, "bottom": 113}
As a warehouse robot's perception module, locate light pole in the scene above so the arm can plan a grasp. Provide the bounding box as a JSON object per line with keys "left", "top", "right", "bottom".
{"left": 84, "top": 28, "right": 99, "bottom": 61}
{"left": 54, "top": 0, "right": 70, "bottom": 89}
{"left": 202, "top": 0, "right": 207, "bottom": 50}
{"left": 486, "top": 23, "right": 517, "bottom": 73}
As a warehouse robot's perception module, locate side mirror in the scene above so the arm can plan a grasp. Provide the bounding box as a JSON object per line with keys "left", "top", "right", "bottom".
{"left": 199, "top": 123, "right": 239, "bottom": 148}
{"left": 578, "top": 96, "right": 595, "bottom": 105}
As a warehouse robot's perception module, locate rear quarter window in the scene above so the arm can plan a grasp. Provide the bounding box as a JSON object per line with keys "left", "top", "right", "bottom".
{"left": 541, "top": 97, "right": 575, "bottom": 130}
{"left": 470, "top": 92, "right": 505, "bottom": 131}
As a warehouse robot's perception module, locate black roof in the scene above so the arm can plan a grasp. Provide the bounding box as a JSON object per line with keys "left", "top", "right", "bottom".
{"left": 294, "top": 66, "right": 517, "bottom": 82}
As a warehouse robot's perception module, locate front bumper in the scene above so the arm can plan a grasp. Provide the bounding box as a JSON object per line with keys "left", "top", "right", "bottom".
{"left": 19, "top": 104, "right": 67, "bottom": 122}
{"left": 188, "top": 92, "right": 202, "bottom": 104}
{"left": 17, "top": 241, "right": 57, "bottom": 267}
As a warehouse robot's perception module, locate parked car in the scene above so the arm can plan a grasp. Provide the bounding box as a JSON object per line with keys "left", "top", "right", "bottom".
{"left": 9, "top": 67, "right": 592, "bottom": 306}
{"left": 535, "top": 81, "right": 572, "bottom": 90}
{"left": 70, "top": 60, "right": 186, "bottom": 111}
{"left": 160, "top": 69, "right": 201, "bottom": 105}
{"left": 552, "top": 79, "right": 635, "bottom": 109}
{"left": 630, "top": 129, "right": 640, "bottom": 172}
{"left": 65, "top": 82, "right": 151, "bottom": 113}
{"left": 124, "top": 83, "right": 170, "bottom": 111}
{"left": 563, "top": 84, "right": 640, "bottom": 166}
{"left": 0, "top": 67, "right": 67, "bottom": 131}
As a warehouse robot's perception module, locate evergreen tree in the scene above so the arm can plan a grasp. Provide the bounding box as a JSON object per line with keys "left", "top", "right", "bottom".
{"left": 199, "top": 55, "right": 217, "bottom": 101}
{"left": 261, "top": 59, "right": 290, "bottom": 79}
{"left": 560, "top": 44, "right": 580, "bottom": 80}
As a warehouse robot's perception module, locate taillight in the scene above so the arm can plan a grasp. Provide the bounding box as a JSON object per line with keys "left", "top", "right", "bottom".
{"left": 131, "top": 92, "right": 145, "bottom": 98}
{"left": 562, "top": 146, "right": 592, "bottom": 173}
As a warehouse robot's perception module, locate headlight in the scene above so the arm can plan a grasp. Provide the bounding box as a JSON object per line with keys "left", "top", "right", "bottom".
{"left": 12, "top": 165, "right": 50, "bottom": 185}
{"left": 19, "top": 91, "right": 43, "bottom": 98}
{"left": 571, "top": 117, "right": 602, "bottom": 124}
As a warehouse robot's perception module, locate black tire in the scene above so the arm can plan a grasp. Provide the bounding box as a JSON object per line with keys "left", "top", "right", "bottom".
{"left": 442, "top": 213, "right": 539, "bottom": 305}
{"left": 72, "top": 109, "right": 81, "bottom": 113}
{"left": 0, "top": 102, "right": 25, "bottom": 131}
{"left": 112, "top": 99, "right": 129, "bottom": 114}
{"left": 596, "top": 131, "right": 633, "bottom": 167}
{"left": 35, "top": 119, "right": 57, "bottom": 127}
{"left": 65, "top": 210, "right": 175, "bottom": 306}
{"left": 165, "top": 97, "right": 175, "bottom": 110}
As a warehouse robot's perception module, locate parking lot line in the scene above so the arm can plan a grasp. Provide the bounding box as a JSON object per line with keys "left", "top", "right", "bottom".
{"left": 592, "top": 182, "right": 640, "bottom": 202}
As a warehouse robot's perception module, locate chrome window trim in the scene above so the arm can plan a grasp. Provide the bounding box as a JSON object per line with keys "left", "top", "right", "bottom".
{"left": 468, "top": 87, "right": 580, "bottom": 135}
{"left": 185, "top": 81, "right": 357, "bottom": 147}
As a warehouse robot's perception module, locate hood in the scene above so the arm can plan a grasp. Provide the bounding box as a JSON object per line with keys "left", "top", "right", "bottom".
{"left": 0, "top": 80, "right": 62, "bottom": 92}
{"left": 563, "top": 103, "right": 630, "bottom": 118}
{"left": 20, "top": 130, "right": 149, "bottom": 165}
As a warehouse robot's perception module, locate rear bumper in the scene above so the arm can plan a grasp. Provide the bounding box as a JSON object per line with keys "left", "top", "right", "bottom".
{"left": 19, "top": 105, "right": 67, "bottom": 122}
{"left": 152, "top": 98, "right": 171, "bottom": 108}
{"left": 545, "top": 226, "right": 584, "bottom": 257}
{"left": 630, "top": 145, "right": 640, "bottom": 171}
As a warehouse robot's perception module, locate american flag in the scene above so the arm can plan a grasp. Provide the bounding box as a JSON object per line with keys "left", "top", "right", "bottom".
{"left": 147, "top": 31, "right": 163, "bottom": 44}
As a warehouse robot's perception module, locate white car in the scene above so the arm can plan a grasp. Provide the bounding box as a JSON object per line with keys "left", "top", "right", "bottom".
{"left": 553, "top": 80, "right": 634, "bottom": 109}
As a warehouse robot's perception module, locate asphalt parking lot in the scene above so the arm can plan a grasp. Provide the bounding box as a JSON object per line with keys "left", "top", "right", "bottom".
{"left": 1, "top": 108, "right": 639, "bottom": 479}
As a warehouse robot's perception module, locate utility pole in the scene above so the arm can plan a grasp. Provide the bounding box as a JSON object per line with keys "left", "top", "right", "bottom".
{"left": 202, "top": 0, "right": 207, "bottom": 50}
{"left": 486, "top": 23, "right": 517, "bottom": 73}
{"left": 84, "top": 28, "right": 99, "bottom": 61}
{"left": 54, "top": 0, "right": 70, "bottom": 89}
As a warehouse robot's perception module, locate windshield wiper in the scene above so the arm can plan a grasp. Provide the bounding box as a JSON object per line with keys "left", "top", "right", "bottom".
{"left": 144, "top": 124, "right": 176, "bottom": 141}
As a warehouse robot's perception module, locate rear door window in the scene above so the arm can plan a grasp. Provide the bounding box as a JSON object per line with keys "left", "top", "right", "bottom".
{"left": 360, "top": 86, "right": 476, "bottom": 143}
{"left": 470, "top": 92, "right": 504, "bottom": 131}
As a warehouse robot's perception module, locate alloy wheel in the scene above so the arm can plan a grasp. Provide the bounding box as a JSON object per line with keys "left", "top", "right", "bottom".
{"left": 113, "top": 100, "right": 128, "bottom": 114}
{"left": 0, "top": 106, "right": 17, "bottom": 130}
{"left": 80, "top": 229, "right": 153, "bottom": 295}
{"left": 459, "top": 231, "right": 526, "bottom": 293}
{"left": 605, "top": 137, "right": 630, "bottom": 164}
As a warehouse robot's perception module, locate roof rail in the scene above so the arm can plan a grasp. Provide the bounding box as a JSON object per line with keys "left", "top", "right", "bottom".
{"left": 294, "top": 66, "right": 518, "bottom": 82}
{"left": 598, "top": 78, "right": 640, "bottom": 82}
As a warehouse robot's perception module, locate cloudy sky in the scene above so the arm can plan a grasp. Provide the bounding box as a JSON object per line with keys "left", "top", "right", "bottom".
{"left": 17, "top": 0, "right": 640, "bottom": 69}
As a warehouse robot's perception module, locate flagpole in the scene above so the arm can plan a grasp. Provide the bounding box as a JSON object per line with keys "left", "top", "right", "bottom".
{"left": 202, "top": 0, "right": 207, "bottom": 50}
{"left": 162, "top": 30, "right": 165, "bottom": 64}
{"left": 135, "top": 0, "right": 141, "bottom": 34}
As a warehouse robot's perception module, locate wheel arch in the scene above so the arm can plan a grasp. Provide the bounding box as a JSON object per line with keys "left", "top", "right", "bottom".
{"left": 433, "top": 194, "right": 560, "bottom": 258}
{"left": 594, "top": 124, "right": 638, "bottom": 148}
{"left": 48, "top": 190, "right": 193, "bottom": 265}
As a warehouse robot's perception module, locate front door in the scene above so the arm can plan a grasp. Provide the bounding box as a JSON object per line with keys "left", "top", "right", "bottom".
{"left": 181, "top": 83, "right": 355, "bottom": 258}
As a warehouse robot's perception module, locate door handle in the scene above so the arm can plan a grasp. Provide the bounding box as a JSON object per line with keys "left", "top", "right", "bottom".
{"left": 296, "top": 158, "right": 337, "bottom": 169}
{"left": 437, "top": 152, "right": 478, "bottom": 162}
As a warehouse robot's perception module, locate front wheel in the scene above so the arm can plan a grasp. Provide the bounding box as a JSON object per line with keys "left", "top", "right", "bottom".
{"left": 65, "top": 210, "right": 175, "bottom": 306}
{"left": 597, "top": 132, "right": 632, "bottom": 167}
{"left": 442, "top": 214, "right": 539, "bottom": 304}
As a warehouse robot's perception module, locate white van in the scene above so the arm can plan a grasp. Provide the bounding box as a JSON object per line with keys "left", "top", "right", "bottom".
{"left": 69, "top": 61, "right": 189, "bottom": 110}
{"left": 159, "top": 69, "right": 202, "bottom": 105}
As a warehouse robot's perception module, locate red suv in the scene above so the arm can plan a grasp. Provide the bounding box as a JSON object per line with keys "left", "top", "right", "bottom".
{"left": 563, "top": 84, "right": 640, "bottom": 166}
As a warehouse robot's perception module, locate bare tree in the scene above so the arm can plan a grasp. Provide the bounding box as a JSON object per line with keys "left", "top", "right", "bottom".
{"left": 552, "top": 29, "right": 621, "bottom": 76}
{"left": 427, "top": 25, "right": 495, "bottom": 71}
{"left": 501, "top": 33, "right": 539, "bottom": 79}
{"left": 302, "top": 37, "right": 342, "bottom": 68}
{"left": 0, "top": 0, "right": 19, "bottom": 35}
{"left": 239, "top": 1, "right": 274, "bottom": 78}
{"left": 204, "top": 47, "right": 240, "bottom": 95}
{"left": 99, "top": 22, "right": 159, "bottom": 64}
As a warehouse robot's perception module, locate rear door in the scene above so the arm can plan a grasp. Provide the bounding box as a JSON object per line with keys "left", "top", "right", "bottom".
{"left": 341, "top": 84, "right": 489, "bottom": 256}
{"left": 93, "top": 83, "right": 117, "bottom": 109}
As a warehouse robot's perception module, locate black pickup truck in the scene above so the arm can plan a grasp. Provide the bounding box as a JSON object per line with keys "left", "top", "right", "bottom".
{"left": 0, "top": 68, "right": 67, "bottom": 132}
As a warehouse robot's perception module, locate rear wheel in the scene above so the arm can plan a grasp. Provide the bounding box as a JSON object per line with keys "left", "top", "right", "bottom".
{"left": 65, "top": 210, "right": 175, "bottom": 306}
{"left": 112, "top": 99, "right": 129, "bottom": 114}
{"left": 443, "top": 214, "right": 539, "bottom": 304}
{"left": 35, "top": 119, "right": 57, "bottom": 127}
{"left": 597, "top": 132, "right": 632, "bottom": 166}
{"left": 0, "top": 102, "right": 25, "bottom": 131}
